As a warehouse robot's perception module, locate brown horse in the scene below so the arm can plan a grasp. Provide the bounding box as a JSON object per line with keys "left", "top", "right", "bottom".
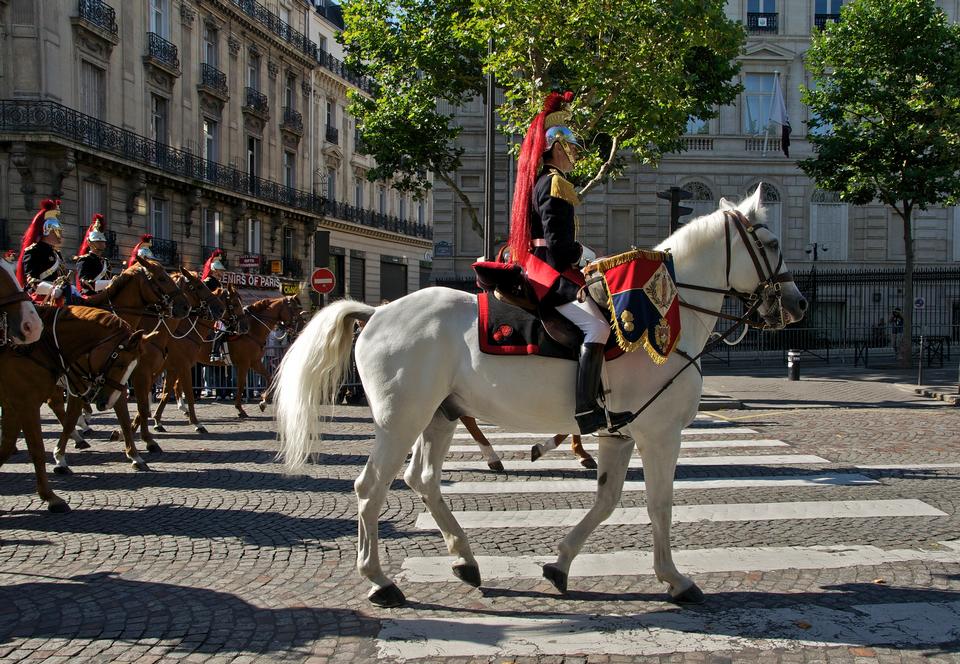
{"left": 0, "top": 261, "right": 42, "bottom": 345}
{"left": 0, "top": 306, "right": 143, "bottom": 512}
{"left": 152, "top": 285, "right": 248, "bottom": 433}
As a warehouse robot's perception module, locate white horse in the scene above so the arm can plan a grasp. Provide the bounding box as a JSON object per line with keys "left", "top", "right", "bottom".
{"left": 275, "top": 185, "right": 807, "bottom": 607}
{"left": 0, "top": 260, "right": 43, "bottom": 345}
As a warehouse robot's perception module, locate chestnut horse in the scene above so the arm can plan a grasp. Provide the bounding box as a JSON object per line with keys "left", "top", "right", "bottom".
{"left": 0, "top": 306, "right": 143, "bottom": 512}
{"left": 151, "top": 285, "right": 247, "bottom": 433}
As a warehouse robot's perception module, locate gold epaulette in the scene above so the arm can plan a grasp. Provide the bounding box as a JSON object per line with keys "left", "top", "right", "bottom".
{"left": 548, "top": 170, "right": 580, "bottom": 207}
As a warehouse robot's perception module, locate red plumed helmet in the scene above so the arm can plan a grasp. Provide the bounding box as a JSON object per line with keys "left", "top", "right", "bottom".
{"left": 201, "top": 249, "right": 227, "bottom": 280}
{"left": 77, "top": 213, "right": 107, "bottom": 258}
{"left": 127, "top": 233, "right": 155, "bottom": 268}
{"left": 508, "top": 91, "right": 575, "bottom": 267}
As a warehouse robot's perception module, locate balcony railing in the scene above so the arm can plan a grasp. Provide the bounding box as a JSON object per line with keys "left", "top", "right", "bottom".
{"left": 747, "top": 12, "right": 778, "bottom": 33}
{"left": 201, "top": 245, "right": 227, "bottom": 265}
{"left": 745, "top": 136, "right": 781, "bottom": 152}
{"left": 281, "top": 106, "right": 303, "bottom": 133}
{"left": 815, "top": 13, "right": 841, "bottom": 30}
{"left": 150, "top": 237, "right": 178, "bottom": 266}
{"left": 323, "top": 199, "right": 433, "bottom": 239}
{"left": 282, "top": 256, "right": 303, "bottom": 278}
{"left": 78, "top": 0, "right": 118, "bottom": 35}
{"left": 681, "top": 137, "right": 714, "bottom": 151}
{"left": 229, "top": 0, "right": 317, "bottom": 59}
{"left": 244, "top": 87, "right": 269, "bottom": 115}
{"left": 325, "top": 124, "right": 339, "bottom": 144}
{"left": 316, "top": 50, "right": 374, "bottom": 94}
{"left": 200, "top": 63, "right": 228, "bottom": 97}
{"left": 146, "top": 32, "right": 180, "bottom": 71}
{"left": 105, "top": 230, "right": 119, "bottom": 260}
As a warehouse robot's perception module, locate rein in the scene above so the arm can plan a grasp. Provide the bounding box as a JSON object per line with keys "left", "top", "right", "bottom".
{"left": 48, "top": 308, "right": 133, "bottom": 403}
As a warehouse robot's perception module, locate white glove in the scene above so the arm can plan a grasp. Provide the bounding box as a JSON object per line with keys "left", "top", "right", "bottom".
{"left": 34, "top": 281, "right": 56, "bottom": 296}
{"left": 52, "top": 286, "right": 63, "bottom": 299}
{"left": 578, "top": 244, "right": 597, "bottom": 269}
{"left": 94, "top": 279, "right": 111, "bottom": 292}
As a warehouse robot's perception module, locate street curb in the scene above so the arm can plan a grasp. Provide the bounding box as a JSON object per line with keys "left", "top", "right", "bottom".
{"left": 910, "top": 386, "right": 959, "bottom": 406}
{"left": 699, "top": 391, "right": 743, "bottom": 411}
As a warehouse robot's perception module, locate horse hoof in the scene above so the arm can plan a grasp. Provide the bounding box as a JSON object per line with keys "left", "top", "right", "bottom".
{"left": 47, "top": 501, "right": 71, "bottom": 514}
{"left": 109, "top": 431, "right": 120, "bottom": 443}
{"left": 53, "top": 466, "right": 73, "bottom": 476}
{"left": 152, "top": 424, "right": 166, "bottom": 433}
{"left": 258, "top": 402, "right": 267, "bottom": 412}
{"left": 669, "top": 583, "right": 705, "bottom": 605}
{"left": 146, "top": 443, "right": 163, "bottom": 454}
{"left": 237, "top": 410, "right": 248, "bottom": 419}
{"left": 579, "top": 457, "right": 598, "bottom": 470}
{"left": 530, "top": 445, "right": 542, "bottom": 462}
{"left": 195, "top": 425, "right": 208, "bottom": 434}
{"left": 132, "top": 460, "right": 151, "bottom": 472}
{"left": 542, "top": 563, "right": 568, "bottom": 594}
{"left": 487, "top": 461, "right": 505, "bottom": 472}
{"left": 73, "top": 440, "right": 91, "bottom": 451}
{"left": 368, "top": 584, "right": 406, "bottom": 608}
{"left": 452, "top": 564, "right": 482, "bottom": 587}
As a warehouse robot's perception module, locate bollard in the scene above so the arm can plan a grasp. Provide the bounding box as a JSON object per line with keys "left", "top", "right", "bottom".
{"left": 787, "top": 349, "right": 800, "bottom": 381}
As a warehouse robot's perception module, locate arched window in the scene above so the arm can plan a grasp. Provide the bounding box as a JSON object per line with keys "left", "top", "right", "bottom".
{"left": 679, "top": 182, "right": 715, "bottom": 225}
{"left": 810, "top": 189, "right": 848, "bottom": 260}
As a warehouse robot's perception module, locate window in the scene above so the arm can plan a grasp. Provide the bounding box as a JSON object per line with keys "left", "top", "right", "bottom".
{"left": 149, "top": 197, "right": 170, "bottom": 240}
{"left": 679, "top": 182, "right": 716, "bottom": 225}
{"left": 809, "top": 190, "right": 848, "bottom": 260}
{"left": 202, "top": 209, "right": 221, "bottom": 248}
{"left": 349, "top": 255, "right": 366, "bottom": 301}
{"left": 816, "top": 0, "right": 844, "bottom": 13}
{"left": 354, "top": 178, "right": 364, "bottom": 208}
{"left": 685, "top": 116, "right": 708, "bottom": 135}
{"left": 282, "top": 227, "right": 294, "bottom": 259}
{"left": 247, "top": 218, "right": 261, "bottom": 254}
{"left": 608, "top": 208, "right": 634, "bottom": 252}
{"left": 748, "top": 0, "right": 775, "bottom": 11}
{"left": 327, "top": 167, "right": 336, "bottom": 201}
{"left": 150, "top": 94, "right": 168, "bottom": 143}
{"left": 378, "top": 187, "right": 386, "bottom": 214}
{"left": 285, "top": 74, "right": 296, "bottom": 110}
{"left": 81, "top": 180, "right": 106, "bottom": 240}
{"left": 247, "top": 136, "right": 260, "bottom": 177}
{"left": 149, "top": 0, "right": 168, "bottom": 37}
{"left": 417, "top": 202, "right": 424, "bottom": 225}
{"left": 318, "top": 35, "right": 327, "bottom": 55}
{"left": 326, "top": 101, "right": 334, "bottom": 128}
{"left": 279, "top": 5, "right": 291, "bottom": 26}
{"left": 807, "top": 78, "right": 832, "bottom": 137}
{"left": 399, "top": 197, "right": 406, "bottom": 221}
{"left": 743, "top": 73, "right": 775, "bottom": 136}
{"left": 283, "top": 151, "right": 296, "bottom": 189}
{"left": 203, "top": 23, "right": 218, "bottom": 66}
{"left": 380, "top": 260, "right": 408, "bottom": 302}
{"left": 80, "top": 62, "right": 105, "bottom": 119}
{"left": 202, "top": 118, "right": 218, "bottom": 162}
{"left": 248, "top": 52, "right": 261, "bottom": 90}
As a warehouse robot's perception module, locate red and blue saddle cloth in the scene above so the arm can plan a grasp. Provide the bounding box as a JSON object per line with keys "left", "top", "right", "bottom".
{"left": 475, "top": 248, "right": 682, "bottom": 365}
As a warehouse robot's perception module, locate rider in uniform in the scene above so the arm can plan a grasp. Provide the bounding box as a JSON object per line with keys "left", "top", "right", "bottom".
{"left": 509, "top": 91, "right": 630, "bottom": 435}
{"left": 127, "top": 234, "right": 156, "bottom": 267}
{"left": 201, "top": 250, "right": 228, "bottom": 362}
{"left": 16, "top": 199, "right": 79, "bottom": 306}
{"left": 74, "top": 214, "right": 113, "bottom": 296}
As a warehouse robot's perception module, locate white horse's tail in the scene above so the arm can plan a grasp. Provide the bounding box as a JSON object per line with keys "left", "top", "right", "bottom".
{"left": 275, "top": 299, "right": 375, "bottom": 471}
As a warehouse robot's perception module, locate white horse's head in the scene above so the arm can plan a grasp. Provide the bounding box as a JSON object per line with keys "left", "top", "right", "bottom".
{"left": 719, "top": 184, "right": 807, "bottom": 328}
{"left": 0, "top": 259, "right": 43, "bottom": 345}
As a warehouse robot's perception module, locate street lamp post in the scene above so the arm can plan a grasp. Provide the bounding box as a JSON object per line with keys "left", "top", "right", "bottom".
{"left": 483, "top": 37, "right": 496, "bottom": 261}
{"left": 805, "top": 242, "right": 827, "bottom": 344}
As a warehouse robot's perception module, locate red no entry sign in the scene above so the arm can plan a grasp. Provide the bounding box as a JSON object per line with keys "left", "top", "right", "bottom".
{"left": 310, "top": 267, "right": 336, "bottom": 294}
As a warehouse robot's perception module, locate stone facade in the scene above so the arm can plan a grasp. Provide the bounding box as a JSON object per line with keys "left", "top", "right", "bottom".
{"left": 431, "top": 0, "right": 960, "bottom": 288}
{"left": 0, "top": 0, "right": 433, "bottom": 304}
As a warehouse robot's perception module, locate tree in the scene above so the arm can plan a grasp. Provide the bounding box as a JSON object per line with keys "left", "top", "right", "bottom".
{"left": 800, "top": 0, "right": 960, "bottom": 367}
{"left": 340, "top": 0, "right": 744, "bottom": 235}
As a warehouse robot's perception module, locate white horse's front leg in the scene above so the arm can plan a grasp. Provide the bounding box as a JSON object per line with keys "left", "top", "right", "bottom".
{"left": 640, "top": 431, "right": 704, "bottom": 604}
{"left": 543, "top": 433, "right": 634, "bottom": 593}
{"left": 404, "top": 414, "right": 481, "bottom": 586}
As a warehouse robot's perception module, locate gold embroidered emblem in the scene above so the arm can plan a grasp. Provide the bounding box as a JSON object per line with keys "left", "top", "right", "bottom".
{"left": 549, "top": 171, "right": 580, "bottom": 207}
{"left": 620, "top": 309, "right": 635, "bottom": 333}
{"left": 642, "top": 263, "right": 678, "bottom": 317}
{"left": 655, "top": 318, "right": 671, "bottom": 349}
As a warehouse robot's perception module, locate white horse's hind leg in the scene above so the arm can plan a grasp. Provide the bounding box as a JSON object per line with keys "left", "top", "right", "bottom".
{"left": 639, "top": 431, "right": 703, "bottom": 603}
{"left": 355, "top": 419, "right": 424, "bottom": 608}
{"left": 543, "top": 433, "right": 634, "bottom": 593}
{"left": 404, "top": 413, "right": 480, "bottom": 586}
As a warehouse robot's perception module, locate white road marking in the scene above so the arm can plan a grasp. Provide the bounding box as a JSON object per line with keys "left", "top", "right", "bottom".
{"left": 377, "top": 600, "right": 960, "bottom": 659}
{"left": 439, "top": 473, "right": 878, "bottom": 495}
{"left": 398, "top": 541, "right": 960, "bottom": 583}
{"left": 452, "top": 426, "right": 758, "bottom": 440}
{"left": 441, "top": 454, "right": 830, "bottom": 472}
{"left": 447, "top": 439, "right": 788, "bottom": 453}
{"left": 415, "top": 499, "right": 945, "bottom": 530}
{"left": 856, "top": 463, "right": 960, "bottom": 470}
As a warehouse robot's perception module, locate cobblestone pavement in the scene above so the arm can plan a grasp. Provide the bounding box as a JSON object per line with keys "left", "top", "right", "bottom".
{"left": 1, "top": 390, "right": 959, "bottom": 663}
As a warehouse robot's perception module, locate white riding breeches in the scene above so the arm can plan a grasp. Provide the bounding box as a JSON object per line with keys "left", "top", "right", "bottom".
{"left": 556, "top": 298, "right": 610, "bottom": 345}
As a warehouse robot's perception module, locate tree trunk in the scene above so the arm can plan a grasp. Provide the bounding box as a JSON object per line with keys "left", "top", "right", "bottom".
{"left": 897, "top": 204, "right": 915, "bottom": 368}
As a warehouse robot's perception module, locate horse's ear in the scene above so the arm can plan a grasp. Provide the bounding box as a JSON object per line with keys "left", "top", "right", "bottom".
{"left": 739, "top": 183, "right": 763, "bottom": 216}
{"left": 178, "top": 266, "right": 189, "bottom": 277}
{"left": 128, "top": 330, "right": 144, "bottom": 350}
{"left": 719, "top": 197, "right": 735, "bottom": 211}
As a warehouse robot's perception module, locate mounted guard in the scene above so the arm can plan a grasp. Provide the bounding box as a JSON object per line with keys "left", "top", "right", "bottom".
{"left": 201, "top": 249, "right": 228, "bottom": 361}
{"left": 126, "top": 234, "right": 156, "bottom": 268}
{"left": 16, "top": 199, "right": 79, "bottom": 306}
{"left": 74, "top": 214, "right": 113, "bottom": 296}
{"left": 508, "top": 91, "right": 630, "bottom": 435}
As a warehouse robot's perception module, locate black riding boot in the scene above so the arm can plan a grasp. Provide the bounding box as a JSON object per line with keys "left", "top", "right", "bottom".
{"left": 574, "top": 342, "right": 632, "bottom": 435}
{"left": 209, "top": 335, "right": 225, "bottom": 363}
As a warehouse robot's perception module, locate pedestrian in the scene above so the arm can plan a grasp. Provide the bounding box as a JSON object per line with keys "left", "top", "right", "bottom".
{"left": 890, "top": 306, "right": 904, "bottom": 358}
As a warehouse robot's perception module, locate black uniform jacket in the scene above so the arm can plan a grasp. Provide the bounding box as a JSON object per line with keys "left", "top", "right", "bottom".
{"left": 527, "top": 167, "right": 584, "bottom": 305}
{"left": 22, "top": 241, "right": 67, "bottom": 286}
{"left": 76, "top": 253, "right": 110, "bottom": 295}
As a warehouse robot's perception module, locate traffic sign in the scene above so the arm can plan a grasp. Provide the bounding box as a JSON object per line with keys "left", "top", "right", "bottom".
{"left": 311, "top": 267, "right": 336, "bottom": 294}
{"left": 914, "top": 296, "right": 925, "bottom": 310}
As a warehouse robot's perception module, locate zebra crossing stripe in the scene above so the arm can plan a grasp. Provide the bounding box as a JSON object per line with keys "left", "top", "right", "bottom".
{"left": 398, "top": 540, "right": 960, "bottom": 583}
{"left": 439, "top": 473, "right": 879, "bottom": 495}
{"left": 441, "top": 454, "right": 830, "bottom": 472}
{"left": 451, "top": 426, "right": 758, "bottom": 440}
{"left": 415, "top": 499, "right": 945, "bottom": 530}
{"left": 446, "top": 439, "right": 788, "bottom": 453}
{"left": 377, "top": 599, "right": 960, "bottom": 658}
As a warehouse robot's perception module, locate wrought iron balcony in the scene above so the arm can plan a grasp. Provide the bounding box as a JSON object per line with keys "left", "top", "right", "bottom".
{"left": 814, "top": 13, "right": 841, "bottom": 30}
{"left": 228, "top": 0, "right": 318, "bottom": 60}
{"left": 78, "top": 0, "right": 118, "bottom": 35}
{"left": 281, "top": 106, "right": 303, "bottom": 134}
{"left": 199, "top": 63, "right": 228, "bottom": 98}
{"left": 244, "top": 87, "right": 269, "bottom": 116}
{"left": 146, "top": 32, "right": 180, "bottom": 72}
{"left": 316, "top": 50, "right": 374, "bottom": 94}
{"left": 282, "top": 256, "right": 303, "bottom": 278}
{"left": 150, "top": 237, "right": 178, "bottom": 266}
{"left": 325, "top": 124, "right": 339, "bottom": 145}
{"left": 323, "top": 199, "right": 433, "bottom": 240}
{"left": 747, "top": 12, "right": 778, "bottom": 33}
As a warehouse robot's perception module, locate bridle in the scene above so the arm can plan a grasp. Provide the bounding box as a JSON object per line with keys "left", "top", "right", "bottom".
{"left": 674, "top": 209, "right": 794, "bottom": 331}
{"left": 163, "top": 273, "right": 224, "bottom": 340}
{"left": 245, "top": 299, "right": 298, "bottom": 340}
{"left": 105, "top": 267, "right": 182, "bottom": 321}
{"left": 0, "top": 289, "right": 30, "bottom": 348}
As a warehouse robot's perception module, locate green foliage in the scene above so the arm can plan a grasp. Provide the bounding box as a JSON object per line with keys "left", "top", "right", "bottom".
{"left": 801, "top": 0, "right": 960, "bottom": 212}
{"left": 340, "top": 0, "right": 744, "bottom": 202}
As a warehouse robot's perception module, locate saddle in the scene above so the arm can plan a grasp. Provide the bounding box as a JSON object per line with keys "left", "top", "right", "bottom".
{"left": 473, "top": 248, "right": 682, "bottom": 365}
